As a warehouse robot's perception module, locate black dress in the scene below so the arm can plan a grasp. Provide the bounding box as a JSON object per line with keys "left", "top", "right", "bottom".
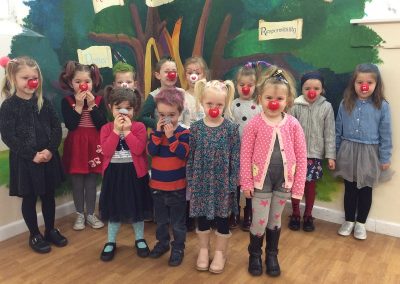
{"left": 0, "top": 95, "right": 64, "bottom": 197}
{"left": 99, "top": 137, "right": 149, "bottom": 223}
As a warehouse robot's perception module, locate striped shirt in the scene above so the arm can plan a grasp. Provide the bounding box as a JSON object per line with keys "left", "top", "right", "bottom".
{"left": 147, "top": 125, "right": 190, "bottom": 191}
{"left": 78, "top": 109, "right": 95, "bottom": 128}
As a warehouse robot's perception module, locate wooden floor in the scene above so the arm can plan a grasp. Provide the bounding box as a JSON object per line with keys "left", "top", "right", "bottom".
{"left": 1, "top": 210, "right": 400, "bottom": 284}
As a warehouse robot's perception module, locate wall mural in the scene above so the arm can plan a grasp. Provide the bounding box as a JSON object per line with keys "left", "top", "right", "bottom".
{"left": 1, "top": 0, "right": 382, "bottom": 201}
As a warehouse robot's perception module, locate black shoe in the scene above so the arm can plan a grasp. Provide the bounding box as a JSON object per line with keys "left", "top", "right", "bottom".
{"left": 303, "top": 216, "right": 315, "bottom": 232}
{"left": 44, "top": 228, "right": 68, "bottom": 247}
{"left": 241, "top": 206, "right": 252, "bottom": 232}
{"left": 168, "top": 249, "right": 184, "bottom": 266}
{"left": 228, "top": 213, "right": 239, "bottom": 229}
{"left": 248, "top": 233, "right": 264, "bottom": 276}
{"left": 288, "top": 215, "right": 301, "bottom": 231}
{"left": 100, "top": 242, "right": 116, "bottom": 262}
{"left": 265, "top": 228, "right": 281, "bottom": 277}
{"left": 29, "top": 234, "right": 51, "bottom": 254}
{"left": 135, "top": 239, "right": 150, "bottom": 258}
{"left": 149, "top": 243, "right": 170, "bottom": 258}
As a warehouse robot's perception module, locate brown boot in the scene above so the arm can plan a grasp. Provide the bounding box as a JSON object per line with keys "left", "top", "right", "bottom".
{"left": 196, "top": 229, "right": 211, "bottom": 271}
{"left": 209, "top": 231, "right": 231, "bottom": 274}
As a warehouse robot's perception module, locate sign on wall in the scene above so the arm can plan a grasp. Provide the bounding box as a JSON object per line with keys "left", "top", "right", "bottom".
{"left": 259, "top": 18, "right": 303, "bottom": 40}
{"left": 77, "top": 46, "right": 112, "bottom": 68}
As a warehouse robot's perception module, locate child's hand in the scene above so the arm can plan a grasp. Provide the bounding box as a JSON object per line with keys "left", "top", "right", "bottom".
{"left": 328, "top": 159, "right": 336, "bottom": 170}
{"left": 381, "top": 163, "right": 391, "bottom": 171}
{"left": 86, "top": 91, "right": 96, "bottom": 109}
{"left": 244, "top": 189, "right": 254, "bottom": 199}
{"left": 122, "top": 116, "right": 132, "bottom": 133}
{"left": 74, "top": 91, "right": 86, "bottom": 107}
{"left": 164, "top": 123, "right": 174, "bottom": 138}
{"left": 33, "top": 152, "right": 45, "bottom": 163}
{"left": 156, "top": 118, "right": 165, "bottom": 132}
{"left": 113, "top": 114, "right": 125, "bottom": 133}
{"left": 39, "top": 149, "right": 52, "bottom": 162}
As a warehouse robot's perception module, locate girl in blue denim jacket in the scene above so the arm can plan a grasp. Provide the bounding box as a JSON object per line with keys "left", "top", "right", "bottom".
{"left": 335, "top": 63, "right": 393, "bottom": 240}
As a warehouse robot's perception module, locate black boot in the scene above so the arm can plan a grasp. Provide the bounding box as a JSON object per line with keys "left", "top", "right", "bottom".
{"left": 265, "top": 227, "right": 281, "bottom": 277}
{"left": 229, "top": 206, "right": 240, "bottom": 229}
{"left": 241, "top": 206, "right": 252, "bottom": 231}
{"left": 248, "top": 233, "right": 264, "bottom": 276}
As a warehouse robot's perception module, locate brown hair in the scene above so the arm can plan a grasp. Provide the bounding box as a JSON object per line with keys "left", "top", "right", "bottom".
{"left": 0, "top": 56, "right": 44, "bottom": 111}
{"left": 343, "top": 63, "right": 385, "bottom": 113}
{"left": 103, "top": 86, "right": 142, "bottom": 115}
{"left": 184, "top": 56, "right": 210, "bottom": 80}
{"left": 155, "top": 56, "right": 176, "bottom": 73}
{"left": 59, "top": 61, "right": 103, "bottom": 92}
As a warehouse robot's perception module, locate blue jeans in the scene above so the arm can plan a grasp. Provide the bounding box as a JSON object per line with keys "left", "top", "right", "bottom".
{"left": 152, "top": 189, "right": 187, "bottom": 251}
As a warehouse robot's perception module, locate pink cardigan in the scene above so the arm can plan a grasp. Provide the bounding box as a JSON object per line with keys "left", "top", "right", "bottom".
{"left": 100, "top": 121, "right": 148, "bottom": 178}
{"left": 240, "top": 112, "right": 307, "bottom": 200}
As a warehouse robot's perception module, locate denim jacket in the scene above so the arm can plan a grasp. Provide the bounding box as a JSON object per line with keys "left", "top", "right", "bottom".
{"left": 335, "top": 98, "right": 392, "bottom": 164}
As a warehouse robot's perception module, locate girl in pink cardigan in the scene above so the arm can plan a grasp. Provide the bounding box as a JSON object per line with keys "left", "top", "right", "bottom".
{"left": 240, "top": 66, "right": 307, "bottom": 277}
{"left": 99, "top": 87, "right": 150, "bottom": 262}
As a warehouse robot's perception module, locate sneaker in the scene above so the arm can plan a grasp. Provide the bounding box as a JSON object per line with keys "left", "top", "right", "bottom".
{"left": 149, "top": 242, "right": 170, "bottom": 258}
{"left": 29, "top": 234, "right": 51, "bottom": 254}
{"left": 303, "top": 216, "right": 315, "bottom": 232}
{"left": 288, "top": 215, "right": 301, "bottom": 231}
{"left": 338, "top": 221, "right": 355, "bottom": 236}
{"left": 73, "top": 212, "right": 85, "bottom": 230}
{"left": 354, "top": 222, "right": 367, "bottom": 240}
{"left": 86, "top": 214, "right": 104, "bottom": 229}
{"left": 44, "top": 228, "right": 68, "bottom": 247}
{"left": 168, "top": 249, "right": 184, "bottom": 266}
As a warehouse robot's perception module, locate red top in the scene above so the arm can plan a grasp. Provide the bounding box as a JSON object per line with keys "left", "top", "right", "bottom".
{"left": 100, "top": 121, "right": 149, "bottom": 178}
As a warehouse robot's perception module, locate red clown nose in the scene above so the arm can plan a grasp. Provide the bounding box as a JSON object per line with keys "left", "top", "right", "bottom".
{"left": 167, "top": 71, "right": 177, "bottom": 80}
{"left": 208, "top": 108, "right": 220, "bottom": 118}
{"left": 307, "top": 90, "right": 317, "bottom": 100}
{"left": 267, "top": 101, "right": 280, "bottom": 111}
{"left": 360, "top": 83, "right": 369, "bottom": 92}
{"left": 27, "top": 79, "right": 38, "bottom": 89}
{"left": 242, "top": 86, "right": 250, "bottom": 95}
{"left": 79, "top": 82, "right": 88, "bottom": 92}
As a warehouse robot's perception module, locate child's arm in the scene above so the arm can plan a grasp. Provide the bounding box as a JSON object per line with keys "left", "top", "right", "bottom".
{"left": 229, "top": 124, "right": 240, "bottom": 192}
{"left": 291, "top": 121, "right": 308, "bottom": 200}
{"left": 46, "top": 99, "right": 63, "bottom": 154}
{"left": 100, "top": 123, "right": 120, "bottom": 159}
{"left": 335, "top": 102, "right": 344, "bottom": 153}
{"left": 167, "top": 129, "right": 190, "bottom": 160}
{"left": 138, "top": 95, "right": 156, "bottom": 129}
{"left": 90, "top": 97, "right": 108, "bottom": 131}
{"left": 147, "top": 130, "right": 163, "bottom": 156}
{"left": 124, "top": 122, "right": 148, "bottom": 156}
{"left": 378, "top": 101, "right": 392, "bottom": 167}
{"left": 324, "top": 104, "right": 336, "bottom": 160}
{"left": 61, "top": 97, "right": 81, "bottom": 131}
{"left": 0, "top": 101, "right": 36, "bottom": 160}
{"left": 240, "top": 120, "right": 257, "bottom": 194}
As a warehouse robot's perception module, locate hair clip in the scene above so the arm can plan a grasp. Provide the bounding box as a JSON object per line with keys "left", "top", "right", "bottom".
{"left": 271, "top": 69, "right": 288, "bottom": 84}
{"left": 244, "top": 60, "right": 272, "bottom": 69}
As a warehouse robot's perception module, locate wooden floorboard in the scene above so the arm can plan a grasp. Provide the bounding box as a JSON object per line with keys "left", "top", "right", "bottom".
{"left": 1, "top": 210, "right": 400, "bottom": 284}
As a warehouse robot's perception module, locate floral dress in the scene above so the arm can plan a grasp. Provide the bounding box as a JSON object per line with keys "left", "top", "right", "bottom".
{"left": 187, "top": 119, "right": 240, "bottom": 220}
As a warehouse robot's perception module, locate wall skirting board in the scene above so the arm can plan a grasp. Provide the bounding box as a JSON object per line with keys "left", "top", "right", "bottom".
{"left": 1, "top": 201, "right": 399, "bottom": 242}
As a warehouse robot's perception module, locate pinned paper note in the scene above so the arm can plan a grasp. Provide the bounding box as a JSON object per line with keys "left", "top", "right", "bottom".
{"left": 77, "top": 46, "right": 112, "bottom": 68}
{"left": 146, "top": 0, "right": 174, "bottom": 7}
{"left": 92, "top": 0, "right": 124, "bottom": 14}
{"left": 259, "top": 19, "right": 303, "bottom": 40}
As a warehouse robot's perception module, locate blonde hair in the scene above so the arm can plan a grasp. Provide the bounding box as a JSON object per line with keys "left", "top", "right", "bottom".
{"left": 194, "top": 79, "right": 235, "bottom": 119}
{"left": 1, "top": 56, "right": 44, "bottom": 111}
{"left": 256, "top": 65, "right": 296, "bottom": 110}
{"left": 184, "top": 56, "right": 210, "bottom": 81}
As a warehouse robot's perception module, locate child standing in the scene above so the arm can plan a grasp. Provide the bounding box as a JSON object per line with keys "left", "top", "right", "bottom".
{"left": 147, "top": 88, "right": 189, "bottom": 266}
{"left": 335, "top": 63, "right": 392, "bottom": 240}
{"left": 99, "top": 87, "right": 150, "bottom": 261}
{"left": 240, "top": 66, "right": 307, "bottom": 277}
{"left": 112, "top": 61, "right": 137, "bottom": 89}
{"left": 59, "top": 61, "right": 107, "bottom": 230}
{"left": 187, "top": 79, "right": 240, "bottom": 274}
{"left": 0, "top": 56, "right": 67, "bottom": 253}
{"left": 288, "top": 71, "right": 336, "bottom": 232}
{"left": 230, "top": 63, "right": 262, "bottom": 231}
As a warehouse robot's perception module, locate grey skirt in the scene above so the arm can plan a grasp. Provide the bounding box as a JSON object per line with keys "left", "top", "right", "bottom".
{"left": 334, "top": 140, "right": 393, "bottom": 188}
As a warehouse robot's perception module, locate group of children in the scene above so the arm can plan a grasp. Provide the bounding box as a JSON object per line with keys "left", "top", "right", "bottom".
{"left": 0, "top": 54, "right": 392, "bottom": 278}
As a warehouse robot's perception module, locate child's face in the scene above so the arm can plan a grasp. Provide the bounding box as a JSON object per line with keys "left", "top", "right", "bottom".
{"left": 157, "top": 102, "right": 180, "bottom": 128}
{"left": 354, "top": 72, "right": 377, "bottom": 100}
{"left": 155, "top": 61, "right": 178, "bottom": 88}
{"left": 202, "top": 89, "right": 226, "bottom": 119}
{"left": 14, "top": 66, "right": 40, "bottom": 98}
{"left": 71, "top": 71, "right": 93, "bottom": 93}
{"left": 111, "top": 101, "right": 134, "bottom": 120}
{"left": 259, "top": 84, "right": 288, "bottom": 119}
{"left": 237, "top": 75, "right": 256, "bottom": 100}
{"left": 185, "top": 63, "right": 204, "bottom": 88}
{"left": 114, "top": 72, "right": 136, "bottom": 89}
{"left": 302, "top": 79, "right": 323, "bottom": 103}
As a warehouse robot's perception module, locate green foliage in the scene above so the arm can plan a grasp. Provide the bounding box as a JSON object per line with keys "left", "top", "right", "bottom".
{"left": 316, "top": 161, "right": 342, "bottom": 202}
{"left": 0, "top": 150, "right": 9, "bottom": 187}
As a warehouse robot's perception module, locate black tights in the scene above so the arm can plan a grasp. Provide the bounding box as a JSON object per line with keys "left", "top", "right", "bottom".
{"left": 21, "top": 191, "right": 55, "bottom": 236}
{"left": 344, "top": 180, "right": 372, "bottom": 223}
{"left": 197, "top": 216, "right": 229, "bottom": 234}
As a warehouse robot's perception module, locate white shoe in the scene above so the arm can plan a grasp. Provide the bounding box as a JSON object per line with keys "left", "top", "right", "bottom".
{"left": 86, "top": 214, "right": 104, "bottom": 229}
{"left": 73, "top": 212, "right": 85, "bottom": 230}
{"left": 338, "top": 221, "right": 355, "bottom": 236}
{"left": 354, "top": 222, "right": 367, "bottom": 240}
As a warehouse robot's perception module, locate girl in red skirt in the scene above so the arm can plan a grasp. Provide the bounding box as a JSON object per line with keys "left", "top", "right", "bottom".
{"left": 59, "top": 61, "right": 107, "bottom": 230}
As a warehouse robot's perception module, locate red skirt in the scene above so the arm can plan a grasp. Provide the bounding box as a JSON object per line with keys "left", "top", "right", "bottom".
{"left": 62, "top": 126, "right": 103, "bottom": 174}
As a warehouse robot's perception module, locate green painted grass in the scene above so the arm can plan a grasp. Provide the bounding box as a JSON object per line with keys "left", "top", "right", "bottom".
{"left": 316, "top": 161, "right": 342, "bottom": 202}
{"left": 0, "top": 150, "right": 9, "bottom": 187}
